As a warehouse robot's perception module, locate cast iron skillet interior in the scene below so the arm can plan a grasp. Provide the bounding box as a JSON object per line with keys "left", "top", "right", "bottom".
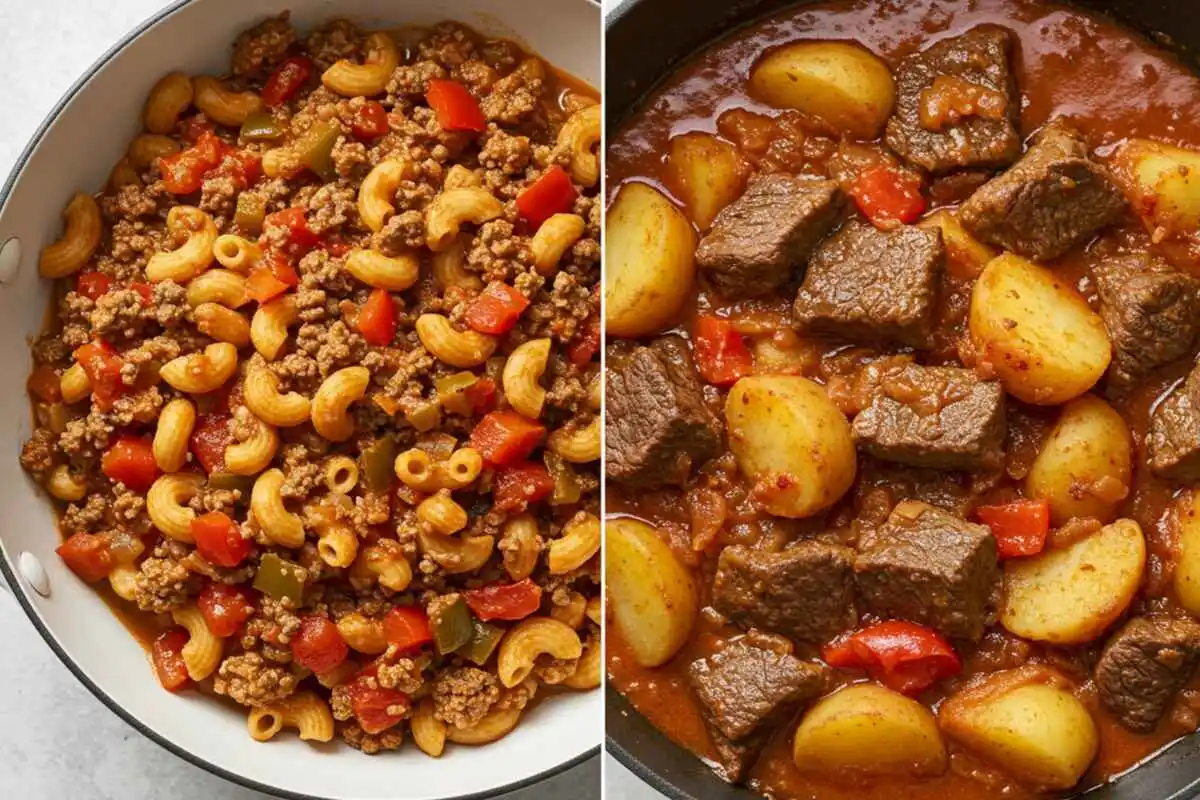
{"left": 604, "top": 1, "right": 1200, "bottom": 799}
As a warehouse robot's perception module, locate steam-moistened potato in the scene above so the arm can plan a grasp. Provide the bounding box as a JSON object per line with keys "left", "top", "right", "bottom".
{"left": 1110, "top": 138, "right": 1200, "bottom": 239}
{"left": 1174, "top": 492, "right": 1200, "bottom": 617}
{"left": 1001, "top": 519, "right": 1145, "bottom": 644}
{"left": 666, "top": 132, "right": 748, "bottom": 230}
{"left": 969, "top": 254, "right": 1111, "bottom": 405}
{"left": 918, "top": 209, "right": 996, "bottom": 277}
{"left": 940, "top": 671, "right": 1098, "bottom": 792}
{"left": 749, "top": 41, "right": 895, "bottom": 139}
{"left": 793, "top": 684, "right": 947, "bottom": 777}
{"left": 725, "top": 375, "right": 856, "bottom": 519}
{"left": 605, "top": 517, "right": 698, "bottom": 668}
{"left": 1026, "top": 395, "right": 1133, "bottom": 525}
{"left": 605, "top": 182, "right": 696, "bottom": 339}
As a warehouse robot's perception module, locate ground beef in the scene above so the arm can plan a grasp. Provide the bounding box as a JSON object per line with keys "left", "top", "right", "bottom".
{"left": 101, "top": 183, "right": 164, "bottom": 221}
{"left": 480, "top": 131, "right": 532, "bottom": 174}
{"left": 133, "top": 539, "right": 195, "bottom": 614}
{"left": 454, "top": 59, "right": 499, "bottom": 95}
{"left": 433, "top": 666, "right": 501, "bottom": 729}
{"left": 374, "top": 210, "right": 426, "bottom": 254}
{"left": 481, "top": 61, "right": 544, "bottom": 125}
{"left": 341, "top": 723, "right": 404, "bottom": 754}
{"left": 61, "top": 495, "right": 108, "bottom": 534}
{"left": 20, "top": 428, "right": 55, "bottom": 479}
{"left": 376, "top": 654, "right": 426, "bottom": 693}
{"left": 90, "top": 290, "right": 146, "bottom": 341}
{"left": 305, "top": 19, "right": 362, "bottom": 69}
{"left": 388, "top": 61, "right": 449, "bottom": 98}
{"left": 418, "top": 22, "right": 478, "bottom": 68}
{"left": 240, "top": 595, "right": 301, "bottom": 663}
{"left": 110, "top": 484, "right": 149, "bottom": 532}
{"left": 213, "top": 652, "right": 300, "bottom": 707}
{"left": 305, "top": 183, "right": 358, "bottom": 235}
{"left": 231, "top": 15, "right": 296, "bottom": 76}
{"left": 199, "top": 174, "right": 239, "bottom": 219}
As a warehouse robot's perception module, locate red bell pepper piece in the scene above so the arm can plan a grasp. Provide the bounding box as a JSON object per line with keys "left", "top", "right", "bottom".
{"left": 425, "top": 79, "right": 486, "bottom": 132}
{"left": 516, "top": 165, "right": 577, "bottom": 229}
{"left": 191, "top": 511, "right": 252, "bottom": 568}
{"left": 262, "top": 56, "right": 313, "bottom": 107}
{"left": 693, "top": 316, "right": 753, "bottom": 387}
{"left": 101, "top": 437, "right": 160, "bottom": 493}
{"left": 492, "top": 461, "right": 555, "bottom": 512}
{"left": 382, "top": 606, "right": 434, "bottom": 652}
{"left": 159, "top": 131, "right": 226, "bottom": 194}
{"left": 351, "top": 101, "right": 390, "bottom": 139}
{"left": 823, "top": 620, "right": 961, "bottom": 695}
{"left": 848, "top": 165, "right": 927, "bottom": 227}
{"left": 469, "top": 411, "right": 546, "bottom": 466}
{"left": 465, "top": 578, "right": 543, "bottom": 621}
{"left": 76, "top": 271, "right": 112, "bottom": 301}
{"left": 74, "top": 340, "right": 127, "bottom": 411}
{"left": 197, "top": 583, "right": 256, "bottom": 637}
{"left": 152, "top": 629, "right": 192, "bottom": 691}
{"left": 464, "top": 282, "right": 530, "bottom": 335}
{"left": 27, "top": 365, "right": 62, "bottom": 404}
{"left": 976, "top": 499, "right": 1051, "bottom": 559}
{"left": 357, "top": 288, "right": 396, "bottom": 346}
{"left": 56, "top": 532, "right": 113, "bottom": 583}
{"left": 291, "top": 615, "right": 349, "bottom": 674}
{"left": 189, "top": 413, "right": 234, "bottom": 474}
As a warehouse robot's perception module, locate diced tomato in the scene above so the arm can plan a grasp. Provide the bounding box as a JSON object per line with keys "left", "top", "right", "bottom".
{"left": 465, "top": 578, "right": 543, "bottom": 621}
{"left": 152, "top": 629, "right": 192, "bottom": 692}
{"left": 27, "top": 365, "right": 62, "bottom": 404}
{"left": 76, "top": 271, "right": 112, "bottom": 301}
{"left": 492, "top": 460, "right": 555, "bottom": 512}
{"left": 159, "top": 131, "right": 226, "bottom": 195}
{"left": 425, "top": 79, "right": 486, "bottom": 133}
{"left": 292, "top": 615, "right": 349, "bottom": 674}
{"left": 56, "top": 532, "right": 113, "bottom": 583}
{"left": 263, "top": 207, "right": 319, "bottom": 252}
{"left": 320, "top": 233, "right": 352, "bottom": 258}
{"left": 566, "top": 317, "right": 600, "bottom": 367}
{"left": 350, "top": 101, "right": 390, "bottom": 139}
{"left": 180, "top": 115, "right": 214, "bottom": 144}
{"left": 216, "top": 149, "right": 263, "bottom": 190}
{"left": 101, "top": 437, "right": 160, "bottom": 493}
{"left": 463, "top": 377, "right": 497, "bottom": 415}
{"left": 197, "top": 582, "right": 256, "bottom": 637}
{"left": 693, "top": 316, "right": 754, "bottom": 387}
{"left": 132, "top": 282, "right": 154, "bottom": 305}
{"left": 464, "top": 282, "right": 530, "bottom": 335}
{"left": 823, "top": 620, "right": 961, "bottom": 695}
{"left": 516, "top": 165, "right": 577, "bottom": 229}
{"left": 191, "top": 511, "right": 251, "bottom": 568}
{"left": 262, "top": 56, "right": 313, "bottom": 107}
{"left": 469, "top": 411, "right": 546, "bottom": 466}
{"left": 357, "top": 288, "right": 396, "bottom": 346}
{"left": 976, "top": 499, "right": 1051, "bottom": 559}
{"left": 190, "top": 413, "right": 233, "bottom": 473}
{"left": 245, "top": 253, "right": 300, "bottom": 303}
{"left": 347, "top": 677, "right": 409, "bottom": 734}
{"left": 382, "top": 606, "right": 433, "bottom": 652}
{"left": 74, "top": 340, "right": 126, "bottom": 411}
{"left": 849, "top": 165, "right": 927, "bottom": 228}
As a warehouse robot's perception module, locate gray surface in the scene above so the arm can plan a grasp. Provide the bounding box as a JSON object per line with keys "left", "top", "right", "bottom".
{"left": 0, "top": 1, "right": 598, "bottom": 798}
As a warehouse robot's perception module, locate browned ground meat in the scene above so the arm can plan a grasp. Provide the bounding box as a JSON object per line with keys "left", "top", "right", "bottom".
{"left": 232, "top": 15, "right": 296, "bottom": 76}
{"left": 213, "top": 652, "right": 300, "bottom": 707}
{"left": 433, "top": 667, "right": 501, "bottom": 729}
{"left": 133, "top": 540, "right": 195, "bottom": 613}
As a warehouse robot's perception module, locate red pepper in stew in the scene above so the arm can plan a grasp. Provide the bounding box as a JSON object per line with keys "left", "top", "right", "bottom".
{"left": 822, "top": 620, "right": 961, "bottom": 695}
{"left": 425, "top": 79, "right": 486, "bottom": 132}
{"left": 975, "top": 499, "right": 1051, "bottom": 559}
{"left": 848, "top": 165, "right": 927, "bottom": 227}
{"left": 516, "top": 166, "right": 577, "bottom": 228}
{"left": 262, "top": 56, "right": 313, "bottom": 107}
{"left": 693, "top": 316, "right": 754, "bottom": 386}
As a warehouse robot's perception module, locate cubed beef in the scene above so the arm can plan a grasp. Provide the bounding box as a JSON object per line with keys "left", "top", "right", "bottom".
{"left": 689, "top": 640, "right": 828, "bottom": 742}
{"left": 712, "top": 540, "right": 856, "bottom": 643}
{"left": 1093, "top": 255, "right": 1200, "bottom": 388}
{"left": 1096, "top": 615, "right": 1200, "bottom": 733}
{"left": 605, "top": 336, "right": 722, "bottom": 488}
{"left": 959, "top": 120, "right": 1127, "bottom": 260}
{"left": 852, "top": 363, "right": 1006, "bottom": 470}
{"left": 793, "top": 221, "right": 944, "bottom": 349}
{"left": 707, "top": 729, "right": 767, "bottom": 785}
{"left": 696, "top": 175, "right": 847, "bottom": 299}
{"left": 854, "top": 501, "right": 999, "bottom": 641}
{"left": 1148, "top": 363, "right": 1200, "bottom": 482}
{"left": 885, "top": 27, "right": 1021, "bottom": 175}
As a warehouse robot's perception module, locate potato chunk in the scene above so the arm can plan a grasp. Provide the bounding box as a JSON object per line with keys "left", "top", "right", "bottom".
{"left": 1174, "top": 492, "right": 1200, "bottom": 617}
{"left": 793, "top": 684, "right": 946, "bottom": 777}
{"left": 1001, "top": 519, "right": 1144, "bottom": 644}
{"left": 918, "top": 209, "right": 995, "bottom": 277}
{"left": 940, "top": 670, "right": 1098, "bottom": 791}
{"left": 1026, "top": 395, "right": 1132, "bottom": 525}
{"left": 969, "top": 254, "right": 1111, "bottom": 405}
{"left": 725, "top": 376, "right": 856, "bottom": 519}
{"left": 750, "top": 42, "right": 895, "bottom": 139}
{"left": 606, "top": 182, "right": 696, "bottom": 339}
{"left": 605, "top": 517, "right": 698, "bottom": 668}
{"left": 1111, "top": 138, "right": 1200, "bottom": 241}
{"left": 666, "top": 132, "right": 748, "bottom": 230}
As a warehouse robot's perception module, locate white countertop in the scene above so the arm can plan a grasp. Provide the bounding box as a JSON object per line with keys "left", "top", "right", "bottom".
{"left": 0, "top": 2, "right": 597, "bottom": 797}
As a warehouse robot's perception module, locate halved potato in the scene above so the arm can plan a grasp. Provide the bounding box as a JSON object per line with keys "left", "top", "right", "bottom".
{"left": 666, "top": 132, "right": 748, "bottom": 230}
{"left": 725, "top": 376, "right": 856, "bottom": 519}
{"left": 793, "top": 684, "right": 946, "bottom": 777}
{"left": 918, "top": 209, "right": 996, "bottom": 277}
{"left": 750, "top": 41, "right": 895, "bottom": 139}
{"left": 1025, "top": 395, "right": 1133, "bottom": 525}
{"left": 1110, "top": 138, "right": 1200, "bottom": 239}
{"left": 605, "top": 517, "right": 698, "bottom": 668}
{"left": 605, "top": 182, "right": 696, "bottom": 339}
{"left": 1173, "top": 492, "right": 1200, "bottom": 617}
{"left": 969, "top": 254, "right": 1111, "bottom": 405}
{"left": 940, "top": 671, "right": 1098, "bottom": 792}
{"left": 1001, "top": 519, "right": 1145, "bottom": 644}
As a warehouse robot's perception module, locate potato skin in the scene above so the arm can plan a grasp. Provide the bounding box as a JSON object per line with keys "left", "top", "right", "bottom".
{"left": 1111, "top": 138, "right": 1200, "bottom": 240}
{"left": 605, "top": 182, "right": 696, "bottom": 339}
{"left": 1001, "top": 519, "right": 1144, "bottom": 644}
{"left": 750, "top": 42, "right": 895, "bottom": 139}
{"left": 666, "top": 132, "right": 748, "bottom": 230}
{"left": 605, "top": 517, "right": 698, "bottom": 668}
{"left": 725, "top": 376, "right": 856, "bottom": 519}
{"left": 940, "top": 672, "right": 1098, "bottom": 791}
{"left": 1026, "top": 395, "right": 1133, "bottom": 525}
{"left": 918, "top": 209, "right": 995, "bottom": 277}
{"left": 1174, "top": 492, "right": 1200, "bottom": 617}
{"left": 793, "top": 683, "right": 947, "bottom": 777}
{"left": 969, "top": 254, "right": 1111, "bottom": 405}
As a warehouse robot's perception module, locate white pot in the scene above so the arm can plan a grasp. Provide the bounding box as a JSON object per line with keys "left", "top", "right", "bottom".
{"left": 0, "top": 1, "right": 600, "bottom": 798}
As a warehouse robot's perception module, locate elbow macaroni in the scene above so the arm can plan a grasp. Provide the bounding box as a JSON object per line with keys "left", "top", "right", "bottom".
{"left": 248, "top": 691, "right": 335, "bottom": 743}
{"left": 46, "top": 464, "right": 87, "bottom": 502}
{"left": 187, "top": 268, "right": 249, "bottom": 308}
{"left": 311, "top": 366, "right": 370, "bottom": 442}
{"left": 430, "top": 234, "right": 483, "bottom": 292}
{"left": 556, "top": 103, "right": 601, "bottom": 187}
{"left": 40, "top": 193, "right": 102, "bottom": 278}
{"left": 497, "top": 617, "right": 582, "bottom": 688}
{"left": 419, "top": 530, "right": 494, "bottom": 574}
{"left": 445, "top": 706, "right": 523, "bottom": 745}
{"left": 412, "top": 699, "right": 447, "bottom": 757}
{"left": 502, "top": 513, "right": 541, "bottom": 581}
{"left": 251, "top": 468, "right": 305, "bottom": 548}
{"left": 212, "top": 235, "right": 262, "bottom": 273}
{"left": 416, "top": 314, "right": 497, "bottom": 368}
{"left": 146, "top": 206, "right": 217, "bottom": 282}
{"left": 194, "top": 303, "right": 251, "bottom": 347}
{"left": 321, "top": 31, "right": 399, "bottom": 97}
{"left": 531, "top": 213, "right": 586, "bottom": 275}
{"left": 361, "top": 539, "right": 413, "bottom": 592}
{"left": 417, "top": 490, "right": 469, "bottom": 535}
{"left": 547, "top": 416, "right": 600, "bottom": 463}
{"left": 127, "top": 134, "right": 180, "bottom": 169}
{"left": 192, "top": 76, "right": 263, "bottom": 126}
{"left": 251, "top": 295, "right": 299, "bottom": 361}
{"left": 160, "top": 342, "right": 238, "bottom": 394}
{"left": 563, "top": 634, "right": 601, "bottom": 690}
{"left": 502, "top": 338, "right": 552, "bottom": 419}
{"left": 357, "top": 157, "right": 416, "bottom": 232}
{"left": 147, "top": 473, "right": 204, "bottom": 542}
{"left": 322, "top": 455, "right": 359, "bottom": 494}
{"left": 153, "top": 397, "right": 197, "bottom": 472}
{"left": 143, "top": 72, "right": 193, "bottom": 135}
{"left": 335, "top": 612, "right": 388, "bottom": 654}
{"left": 425, "top": 187, "right": 504, "bottom": 252}
{"left": 394, "top": 448, "right": 441, "bottom": 492}
{"left": 60, "top": 364, "right": 91, "bottom": 404}
{"left": 345, "top": 248, "right": 420, "bottom": 291}
{"left": 224, "top": 413, "right": 279, "bottom": 476}
{"left": 244, "top": 368, "right": 311, "bottom": 427}
{"left": 171, "top": 604, "right": 223, "bottom": 681}
{"left": 548, "top": 512, "right": 600, "bottom": 574}
{"left": 317, "top": 524, "right": 359, "bottom": 568}
{"left": 438, "top": 447, "right": 482, "bottom": 490}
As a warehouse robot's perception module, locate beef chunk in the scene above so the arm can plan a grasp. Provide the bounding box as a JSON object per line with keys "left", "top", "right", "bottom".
{"left": 1148, "top": 363, "right": 1200, "bottom": 482}
{"left": 1094, "top": 255, "right": 1200, "bottom": 388}
{"left": 793, "top": 221, "right": 944, "bottom": 349}
{"left": 707, "top": 728, "right": 769, "bottom": 785}
{"left": 689, "top": 640, "right": 828, "bottom": 742}
{"left": 605, "top": 337, "right": 721, "bottom": 487}
{"left": 696, "top": 176, "right": 846, "bottom": 299}
{"left": 852, "top": 363, "right": 1006, "bottom": 470}
{"left": 885, "top": 27, "right": 1021, "bottom": 175}
{"left": 855, "top": 501, "right": 999, "bottom": 640}
{"left": 1096, "top": 615, "right": 1200, "bottom": 733}
{"left": 712, "top": 540, "right": 856, "bottom": 643}
{"left": 959, "top": 120, "right": 1127, "bottom": 260}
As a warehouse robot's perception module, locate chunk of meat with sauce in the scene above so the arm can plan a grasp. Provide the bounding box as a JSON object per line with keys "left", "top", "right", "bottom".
{"left": 1096, "top": 615, "right": 1200, "bottom": 733}
{"left": 1148, "top": 363, "right": 1200, "bottom": 482}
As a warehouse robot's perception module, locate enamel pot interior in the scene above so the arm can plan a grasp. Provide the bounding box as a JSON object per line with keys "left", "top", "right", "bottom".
{"left": 0, "top": 1, "right": 598, "bottom": 798}
{"left": 604, "top": 1, "right": 1200, "bottom": 798}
